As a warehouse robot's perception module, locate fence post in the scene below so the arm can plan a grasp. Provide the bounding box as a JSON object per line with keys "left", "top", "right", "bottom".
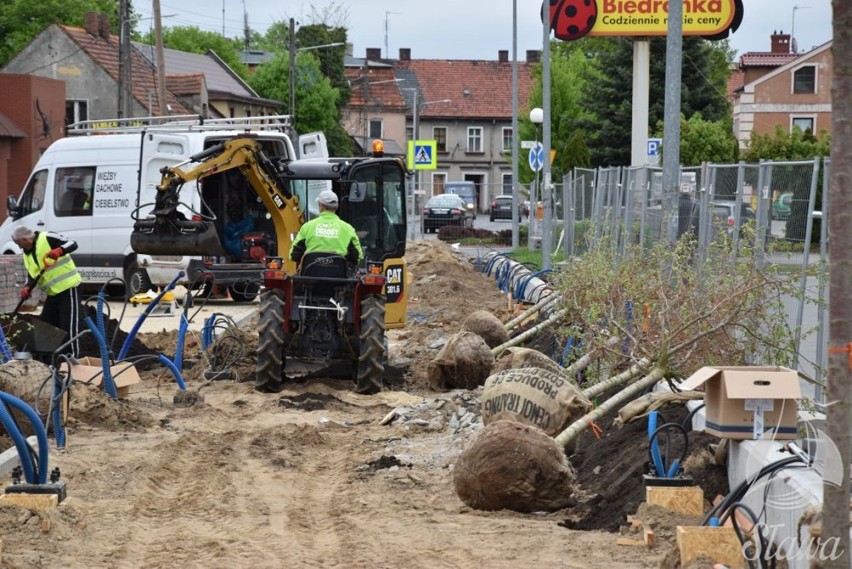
{"left": 815, "top": 157, "right": 830, "bottom": 404}
{"left": 754, "top": 161, "right": 769, "bottom": 269}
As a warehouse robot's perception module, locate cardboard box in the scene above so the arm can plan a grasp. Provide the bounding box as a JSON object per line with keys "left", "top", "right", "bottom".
{"left": 680, "top": 366, "right": 800, "bottom": 440}
{"left": 65, "top": 357, "right": 140, "bottom": 398}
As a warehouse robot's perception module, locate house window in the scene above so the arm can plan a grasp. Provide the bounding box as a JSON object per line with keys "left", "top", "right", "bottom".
{"left": 467, "top": 127, "right": 483, "bottom": 153}
{"left": 432, "top": 172, "right": 446, "bottom": 196}
{"left": 433, "top": 127, "right": 447, "bottom": 152}
{"left": 406, "top": 126, "right": 413, "bottom": 141}
{"left": 502, "top": 127, "right": 513, "bottom": 152}
{"left": 65, "top": 100, "right": 88, "bottom": 130}
{"left": 502, "top": 173, "right": 513, "bottom": 195}
{"left": 792, "top": 117, "right": 814, "bottom": 133}
{"left": 369, "top": 119, "right": 383, "bottom": 139}
{"left": 793, "top": 66, "right": 816, "bottom": 94}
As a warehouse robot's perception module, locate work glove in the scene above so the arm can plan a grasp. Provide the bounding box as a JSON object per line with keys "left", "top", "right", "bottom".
{"left": 46, "top": 247, "right": 63, "bottom": 260}
{"left": 20, "top": 287, "right": 31, "bottom": 301}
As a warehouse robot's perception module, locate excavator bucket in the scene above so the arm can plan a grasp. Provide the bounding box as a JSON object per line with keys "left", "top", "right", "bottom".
{"left": 131, "top": 218, "right": 226, "bottom": 256}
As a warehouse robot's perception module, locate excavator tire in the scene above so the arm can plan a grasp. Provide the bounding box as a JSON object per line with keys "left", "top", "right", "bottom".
{"left": 255, "top": 288, "right": 285, "bottom": 393}
{"left": 355, "top": 295, "right": 385, "bottom": 395}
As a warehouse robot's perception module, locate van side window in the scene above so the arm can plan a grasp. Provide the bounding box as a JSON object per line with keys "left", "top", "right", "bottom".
{"left": 55, "top": 167, "right": 94, "bottom": 217}
{"left": 15, "top": 170, "right": 48, "bottom": 218}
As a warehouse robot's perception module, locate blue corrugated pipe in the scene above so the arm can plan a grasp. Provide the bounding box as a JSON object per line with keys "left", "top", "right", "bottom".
{"left": 0, "top": 391, "right": 50, "bottom": 484}
{"left": 52, "top": 373, "right": 66, "bottom": 448}
{"left": 118, "top": 271, "right": 185, "bottom": 361}
{"left": 84, "top": 316, "right": 118, "bottom": 398}
{"left": 158, "top": 354, "right": 187, "bottom": 391}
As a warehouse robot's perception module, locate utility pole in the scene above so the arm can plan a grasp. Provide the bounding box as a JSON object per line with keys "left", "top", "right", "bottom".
{"left": 662, "top": 0, "right": 684, "bottom": 244}
{"left": 541, "top": 0, "right": 553, "bottom": 270}
{"left": 153, "top": 0, "right": 168, "bottom": 116}
{"left": 511, "top": 0, "right": 519, "bottom": 250}
{"left": 118, "top": 0, "right": 132, "bottom": 118}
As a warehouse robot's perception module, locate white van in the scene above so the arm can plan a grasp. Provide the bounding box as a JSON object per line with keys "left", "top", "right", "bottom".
{"left": 1, "top": 116, "right": 300, "bottom": 295}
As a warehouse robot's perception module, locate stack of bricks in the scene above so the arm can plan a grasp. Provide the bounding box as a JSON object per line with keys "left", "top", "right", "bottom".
{"left": 0, "top": 256, "right": 42, "bottom": 313}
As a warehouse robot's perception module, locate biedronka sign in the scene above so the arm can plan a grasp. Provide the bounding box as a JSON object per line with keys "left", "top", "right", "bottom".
{"left": 547, "top": 0, "right": 742, "bottom": 42}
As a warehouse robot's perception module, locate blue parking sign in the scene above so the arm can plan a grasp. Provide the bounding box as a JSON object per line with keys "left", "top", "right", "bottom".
{"left": 647, "top": 138, "right": 662, "bottom": 156}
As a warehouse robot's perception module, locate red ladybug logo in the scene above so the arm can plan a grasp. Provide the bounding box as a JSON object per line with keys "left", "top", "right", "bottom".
{"left": 543, "top": 0, "right": 598, "bottom": 42}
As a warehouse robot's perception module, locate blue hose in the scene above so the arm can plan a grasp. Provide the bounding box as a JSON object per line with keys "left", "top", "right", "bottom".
{"left": 0, "top": 398, "right": 36, "bottom": 483}
{"left": 0, "top": 324, "right": 14, "bottom": 362}
{"left": 158, "top": 354, "right": 187, "bottom": 391}
{"left": 174, "top": 315, "right": 188, "bottom": 372}
{"left": 85, "top": 316, "right": 118, "bottom": 398}
{"left": 96, "top": 291, "right": 108, "bottom": 354}
{"left": 648, "top": 411, "right": 665, "bottom": 477}
{"left": 118, "top": 271, "right": 185, "bottom": 361}
{"left": 0, "top": 391, "right": 50, "bottom": 484}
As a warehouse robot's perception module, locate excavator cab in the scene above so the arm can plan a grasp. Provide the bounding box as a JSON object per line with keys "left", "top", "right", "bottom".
{"left": 130, "top": 136, "right": 408, "bottom": 394}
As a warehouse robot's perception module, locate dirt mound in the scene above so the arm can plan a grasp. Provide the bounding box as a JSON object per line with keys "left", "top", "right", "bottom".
{"left": 66, "top": 383, "right": 155, "bottom": 431}
{"left": 397, "top": 240, "right": 508, "bottom": 388}
{"left": 564, "top": 404, "right": 727, "bottom": 532}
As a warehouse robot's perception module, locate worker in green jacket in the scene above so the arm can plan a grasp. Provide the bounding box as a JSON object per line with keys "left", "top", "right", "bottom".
{"left": 13, "top": 225, "right": 82, "bottom": 357}
{"left": 290, "top": 189, "right": 363, "bottom": 270}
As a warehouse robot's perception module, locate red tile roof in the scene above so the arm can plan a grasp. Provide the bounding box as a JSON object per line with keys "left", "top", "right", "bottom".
{"left": 396, "top": 59, "right": 535, "bottom": 119}
{"left": 166, "top": 73, "right": 205, "bottom": 96}
{"left": 345, "top": 67, "right": 406, "bottom": 110}
{"left": 59, "top": 24, "right": 191, "bottom": 116}
{"left": 739, "top": 53, "right": 799, "bottom": 67}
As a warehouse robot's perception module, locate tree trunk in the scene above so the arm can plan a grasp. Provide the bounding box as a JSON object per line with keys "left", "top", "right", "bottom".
{"left": 491, "top": 308, "right": 567, "bottom": 357}
{"left": 554, "top": 366, "right": 665, "bottom": 448}
{"left": 823, "top": 3, "right": 852, "bottom": 566}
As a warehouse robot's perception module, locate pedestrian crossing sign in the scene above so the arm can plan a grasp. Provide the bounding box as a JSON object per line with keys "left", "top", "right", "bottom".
{"left": 407, "top": 140, "right": 437, "bottom": 170}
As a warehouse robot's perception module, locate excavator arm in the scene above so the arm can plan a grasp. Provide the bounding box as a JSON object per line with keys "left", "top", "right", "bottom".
{"left": 131, "top": 138, "right": 304, "bottom": 271}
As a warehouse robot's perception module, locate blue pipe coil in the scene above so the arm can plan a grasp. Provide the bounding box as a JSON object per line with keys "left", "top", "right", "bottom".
{"left": 0, "top": 391, "right": 50, "bottom": 484}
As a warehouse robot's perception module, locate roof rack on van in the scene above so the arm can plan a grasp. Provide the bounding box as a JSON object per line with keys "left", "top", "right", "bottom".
{"left": 66, "top": 114, "right": 293, "bottom": 135}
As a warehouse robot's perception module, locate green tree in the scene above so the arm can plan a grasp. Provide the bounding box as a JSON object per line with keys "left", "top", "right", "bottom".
{"left": 140, "top": 26, "right": 249, "bottom": 80}
{"left": 654, "top": 113, "right": 738, "bottom": 166}
{"left": 248, "top": 52, "right": 351, "bottom": 156}
{"left": 0, "top": 0, "right": 119, "bottom": 67}
{"left": 579, "top": 36, "right": 732, "bottom": 167}
{"left": 518, "top": 39, "right": 601, "bottom": 182}
{"left": 296, "top": 24, "right": 350, "bottom": 112}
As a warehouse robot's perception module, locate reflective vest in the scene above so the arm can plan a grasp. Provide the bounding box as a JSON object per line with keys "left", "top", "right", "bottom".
{"left": 290, "top": 211, "right": 363, "bottom": 262}
{"left": 23, "top": 233, "right": 82, "bottom": 295}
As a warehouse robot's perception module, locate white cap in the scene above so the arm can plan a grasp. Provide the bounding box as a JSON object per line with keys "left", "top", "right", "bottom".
{"left": 317, "top": 189, "right": 339, "bottom": 207}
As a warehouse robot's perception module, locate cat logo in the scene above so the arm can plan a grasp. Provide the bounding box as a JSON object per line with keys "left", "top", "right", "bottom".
{"left": 385, "top": 265, "right": 404, "bottom": 303}
{"left": 272, "top": 194, "right": 284, "bottom": 208}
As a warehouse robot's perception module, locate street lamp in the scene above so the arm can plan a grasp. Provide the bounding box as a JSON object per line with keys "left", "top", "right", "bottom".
{"left": 529, "top": 107, "right": 543, "bottom": 249}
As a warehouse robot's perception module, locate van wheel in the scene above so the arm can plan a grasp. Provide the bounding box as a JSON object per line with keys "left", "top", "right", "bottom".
{"left": 125, "top": 263, "right": 152, "bottom": 297}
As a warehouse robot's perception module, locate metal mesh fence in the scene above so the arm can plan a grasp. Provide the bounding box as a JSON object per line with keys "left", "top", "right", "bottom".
{"left": 405, "top": 158, "right": 829, "bottom": 403}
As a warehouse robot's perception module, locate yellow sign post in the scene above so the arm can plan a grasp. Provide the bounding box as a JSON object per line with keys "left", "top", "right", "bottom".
{"left": 407, "top": 140, "right": 437, "bottom": 170}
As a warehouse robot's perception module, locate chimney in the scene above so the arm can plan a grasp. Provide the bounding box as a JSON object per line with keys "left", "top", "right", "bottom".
{"left": 498, "top": 50, "right": 509, "bottom": 63}
{"left": 526, "top": 50, "right": 541, "bottom": 63}
{"left": 366, "top": 48, "right": 382, "bottom": 61}
{"left": 771, "top": 30, "right": 791, "bottom": 54}
{"left": 399, "top": 48, "right": 411, "bottom": 61}
{"left": 98, "top": 14, "right": 111, "bottom": 40}
{"left": 84, "top": 12, "right": 100, "bottom": 37}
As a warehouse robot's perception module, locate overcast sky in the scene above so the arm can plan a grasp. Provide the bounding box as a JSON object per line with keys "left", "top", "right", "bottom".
{"left": 135, "top": 0, "right": 833, "bottom": 61}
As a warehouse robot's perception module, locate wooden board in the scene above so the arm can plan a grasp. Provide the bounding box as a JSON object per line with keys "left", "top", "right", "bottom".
{"left": 676, "top": 525, "right": 746, "bottom": 569}
{"left": 0, "top": 493, "right": 58, "bottom": 511}
{"left": 646, "top": 485, "right": 704, "bottom": 516}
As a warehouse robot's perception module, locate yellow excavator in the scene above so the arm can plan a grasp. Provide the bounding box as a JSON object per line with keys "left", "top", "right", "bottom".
{"left": 131, "top": 137, "right": 408, "bottom": 394}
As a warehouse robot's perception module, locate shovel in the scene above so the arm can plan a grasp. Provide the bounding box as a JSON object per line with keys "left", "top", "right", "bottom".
{"left": 12, "top": 261, "right": 49, "bottom": 315}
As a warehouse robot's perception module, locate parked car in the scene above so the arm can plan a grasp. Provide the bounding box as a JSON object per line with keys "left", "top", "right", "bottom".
{"left": 444, "top": 181, "right": 477, "bottom": 219}
{"left": 421, "top": 194, "right": 474, "bottom": 233}
{"left": 711, "top": 200, "right": 756, "bottom": 238}
{"left": 772, "top": 192, "right": 793, "bottom": 221}
{"left": 489, "top": 195, "right": 524, "bottom": 222}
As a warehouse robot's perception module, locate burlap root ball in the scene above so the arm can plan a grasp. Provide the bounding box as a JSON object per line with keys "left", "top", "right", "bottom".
{"left": 427, "top": 331, "right": 494, "bottom": 391}
{"left": 453, "top": 420, "right": 575, "bottom": 512}
{"left": 480, "top": 367, "right": 592, "bottom": 436}
{"left": 491, "top": 347, "right": 566, "bottom": 375}
{"left": 461, "top": 310, "right": 509, "bottom": 349}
